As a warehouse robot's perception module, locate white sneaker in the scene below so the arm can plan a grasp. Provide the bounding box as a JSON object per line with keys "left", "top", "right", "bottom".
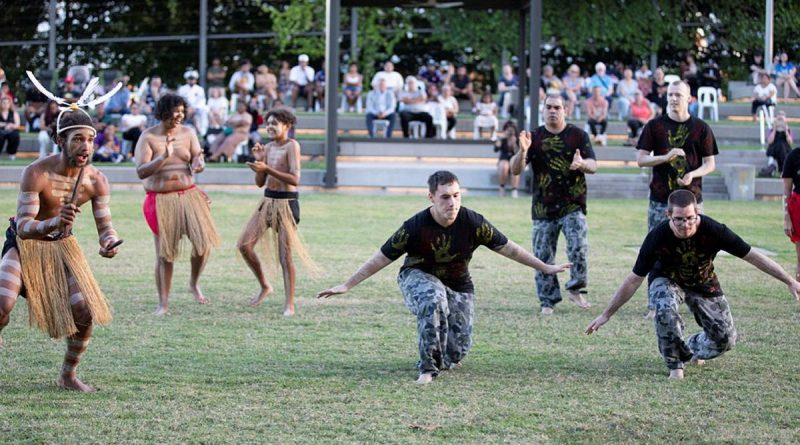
{"left": 541, "top": 307, "right": 554, "bottom": 315}
{"left": 415, "top": 372, "right": 434, "bottom": 384}
{"left": 511, "top": 189, "right": 519, "bottom": 198}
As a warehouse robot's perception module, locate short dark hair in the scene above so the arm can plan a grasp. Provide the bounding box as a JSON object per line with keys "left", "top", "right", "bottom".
{"left": 264, "top": 107, "right": 297, "bottom": 127}
{"left": 427, "top": 170, "right": 459, "bottom": 193}
{"left": 155, "top": 94, "right": 186, "bottom": 122}
{"left": 51, "top": 111, "right": 94, "bottom": 144}
{"left": 667, "top": 190, "right": 698, "bottom": 212}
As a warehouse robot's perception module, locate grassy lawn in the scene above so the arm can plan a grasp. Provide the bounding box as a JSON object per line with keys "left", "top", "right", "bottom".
{"left": 0, "top": 191, "right": 799, "bottom": 443}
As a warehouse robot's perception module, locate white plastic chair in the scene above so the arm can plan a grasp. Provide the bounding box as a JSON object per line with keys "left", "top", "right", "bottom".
{"left": 758, "top": 105, "right": 775, "bottom": 146}
{"left": 409, "top": 121, "right": 426, "bottom": 139}
{"left": 429, "top": 102, "right": 448, "bottom": 139}
{"left": 697, "top": 86, "right": 719, "bottom": 121}
{"left": 663, "top": 74, "right": 681, "bottom": 85}
{"left": 372, "top": 119, "right": 390, "bottom": 138}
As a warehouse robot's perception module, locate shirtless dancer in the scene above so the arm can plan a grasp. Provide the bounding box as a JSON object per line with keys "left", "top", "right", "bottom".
{"left": 237, "top": 108, "right": 314, "bottom": 316}
{"left": 134, "top": 94, "right": 220, "bottom": 316}
{"left": 0, "top": 72, "right": 122, "bottom": 391}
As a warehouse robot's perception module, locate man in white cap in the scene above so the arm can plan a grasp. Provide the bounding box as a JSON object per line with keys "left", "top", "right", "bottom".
{"left": 177, "top": 70, "right": 208, "bottom": 137}
{"left": 290, "top": 54, "right": 316, "bottom": 111}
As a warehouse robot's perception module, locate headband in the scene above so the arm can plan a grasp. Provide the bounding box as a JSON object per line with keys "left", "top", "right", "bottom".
{"left": 26, "top": 70, "right": 123, "bottom": 136}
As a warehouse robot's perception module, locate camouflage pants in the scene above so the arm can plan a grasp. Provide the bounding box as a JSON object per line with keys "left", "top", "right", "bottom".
{"left": 650, "top": 277, "right": 737, "bottom": 370}
{"left": 398, "top": 268, "right": 475, "bottom": 376}
{"left": 646, "top": 200, "right": 704, "bottom": 309}
{"left": 532, "top": 210, "right": 588, "bottom": 308}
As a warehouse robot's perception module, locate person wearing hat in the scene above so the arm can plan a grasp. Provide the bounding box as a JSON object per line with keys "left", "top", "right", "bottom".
{"left": 58, "top": 75, "right": 82, "bottom": 101}
{"left": 177, "top": 70, "right": 208, "bottom": 137}
{"left": 417, "top": 59, "right": 442, "bottom": 88}
{"left": 228, "top": 59, "right": 254, "bottom": 94}
{"left": 290, "top": 54, "right": 315, "bottom": 111}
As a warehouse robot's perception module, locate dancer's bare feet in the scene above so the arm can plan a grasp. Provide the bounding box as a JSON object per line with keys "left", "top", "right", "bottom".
{"left": 568, "top": 290, "right": 591, "bottom": 309}
{"left": 282, "top": 304, "right": 295, "bottom": 317}
{"left": 57, "top": 375, "right": 96, "bottom": 392}
{"left": 644, "top": 309, "right": 656, "bottom": 320}
{"left": 415, "top": 372, "right": 434, "bottom": 384}
{"left": 668, "top": 369, "right": 684, "bottom": 380}
{"left": 249, "top": 284, "right": 273, "bottom": 307}
{"left": 190, "top": 285, "right": 209, "bottom": 305}
{"left": 153, "top": 305, "right": 169, "bottom": 316}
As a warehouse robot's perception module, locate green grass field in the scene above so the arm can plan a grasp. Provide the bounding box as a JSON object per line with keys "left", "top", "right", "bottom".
{"left": 1, "top": 190, "right": 798, "bottom": 444}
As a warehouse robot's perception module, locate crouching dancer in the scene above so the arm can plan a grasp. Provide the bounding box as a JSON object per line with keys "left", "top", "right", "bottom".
{"left": 0, "top": 72, "right": 123, "bottom": 391}
{"left": 317, "top": 171, "right": 570, "bottom": 384}
{"left": 586, "top": 190, "right": 800, "bottom": 379}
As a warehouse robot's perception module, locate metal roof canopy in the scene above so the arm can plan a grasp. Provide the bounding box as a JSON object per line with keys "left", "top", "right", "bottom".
{"left": 323, "top": 0, "right": 542, "bottom": 188}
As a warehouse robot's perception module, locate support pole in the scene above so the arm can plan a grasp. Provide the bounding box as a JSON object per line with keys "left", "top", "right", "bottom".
{"left": 48, "top": 0, "right": 56, "bottom": 72}
{"left": 324, "top": 0, "right": 341, "bottom": 189}
{"left": 350, "top": 8, "right": 359, "bottom": 62}
{"left": 764, "top": 0, "right": 773, "bottom": 73}
{"left": 199, "top": 0, "right": 208, "bottom": 90}
{"left": 516, "top": 9, "right": 527, "bottom": 129}
{"left": 529, "top": 0, "right": 542, "bottom": 130}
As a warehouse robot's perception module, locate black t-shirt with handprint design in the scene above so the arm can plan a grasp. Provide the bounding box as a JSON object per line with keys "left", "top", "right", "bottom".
{"left": 632, "top": 215, "right": 751, "bottom": 297}
{"left": 380, "top": 207, "right": 508, "bottom": 292}
{"left": 525, "top": 124, "right": 595, "bottom": 220}
{"left": 636, "top": 115, "right": 718, "bottom": 203}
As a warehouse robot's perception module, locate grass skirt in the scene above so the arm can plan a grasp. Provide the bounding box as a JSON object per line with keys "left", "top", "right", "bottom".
{"left": 18, "top": 236, "right": 112, "bottom": 339}
{"left": 156, "top": 187, "right": 220, "bottom": 261}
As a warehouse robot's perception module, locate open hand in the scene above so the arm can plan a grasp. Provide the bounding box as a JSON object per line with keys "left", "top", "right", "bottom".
{"left": 545, "top": 262, "right": 572, "bottom": 274}
{"left": 569, "top": 149, "right": 584, "bottom": 171}
{"left": 316, "top": 284, "right": 349, "bottom": 299}
{"left": 519, "top": 131, "right": 532, "bottom": 152}
{"left": 251, "top": 142, "right": 267, "bottom": 162}
{"left": 585, "top": 313, "right": 609, "bottom": 335}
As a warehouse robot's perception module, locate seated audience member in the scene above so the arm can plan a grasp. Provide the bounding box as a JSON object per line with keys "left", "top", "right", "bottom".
{"left": 105, "top": 78, "right": 130, "bottom": 115}
{"left": 417, "top": 59, "right": 442, "bottom": 88}
{"left": 648, "top": 68, "right": 668, "bottom": 115}
{"left": 589, "top": 62, "right": 615, "bottom": 106}
{"left": 314, "top": 64, "right": 326, "bottom": 111}
{"left": 541, "top": 65, "right": 558, "bottom": 93}
{"left": 616, "top": 68, "right": 639, "bottom": 120}
{"left": 177, "top": 70, "right": 208, "bottom": 137}
{"left": 142, "top": 75, "right": 165, "bottom": 119}
{"left": 93, "top": 124, "right": 123, "bottom": 163}
{"left": 635, "top": 62, "right": 653, "bottom": 96}
{"left": 208, "top": 100, "right": 253, "bottom": 162}
{"left": 681, "top": 54, "right": 699, "bottom": 92}
{"left": 586, "top": 86, "right": 609, "bottom": 146}
{"left": 57, "top": 75, "right": 82, "bottom": 102}
{"left": 119, "top": 102, "right": 148, "bottom": 158}
{"left": 24, "top": 76, "right": 49, "bottom": 132}
{"left": 37, "top": 100, "right": 60, "bottom": 157}
{"left": 474, "top": 91, "right": 499, "bottom": 141}
{"left": 439, "top": 61, "right": 454, "bottom": 86}
{"left": 749, "top": 53, "right": 765, "bottom": 85}
{"left": 760, "top": 111, "right": 793, "bottom": 177}
{"left": 0, "top": 95, "right": 21, "bottom": 160}
{"left": 494, "top": 120, "right": 521, "bottom": 197}
{"left": 497, "top": 64, "right": 519, "bottom": 118}
{"left": 774, "top": 52, "right": 800, "bottom": 99}
{"left": 254, "top": 64, "right": 278, "bottom": 109}
{"left": 206, "top": 57, "right": 227, "bottom": 90}
{"left": 207, "top": 86, "right": 230, "bottom": 131}
{"left": 561, "top": 64, "right": 583, "bottom": 117}
{"left": 342, "top": 62, "right": 363, "bottom": 112}
{"left": 278, "top": 60, "right": 292, "bottom": 100}
{"left": 451, "top": 65, "right": 476, "bottom": 111}
{"left": 365, "top": 78, "right": 397, "bottom": 138}
{"left": 246, "top": 96, "right": 263, "bottom": 147}
{"left": 700, "top": 59, "right": 722, "bottom": 90}
{"left": 228, "top": 59, "right": 255, "bottom": 95}
{"left": 91, "top": 102, "right": 111, "bottom": 133}
{"left": 625, "top": 91, "right": 652, "bottom": 146}
{"left": 751, "top": 72, "right": 778, "bottom": 121}
{"left": 398, "top": 76, "right": 434, "bottom": 139}
{"left": 290, "top": 54, "right": 315, "bottom": 111}
{"left": 371, "top": 60, "right": 405, "bottom": 96}
{"left": 439, "top": 85, "right": 459, "bottom": 137}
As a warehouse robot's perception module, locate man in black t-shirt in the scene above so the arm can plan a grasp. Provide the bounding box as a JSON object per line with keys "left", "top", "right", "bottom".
{"left": 316, "top": 171, "right": 570, "bottom": 384}
{"left": 586, "top": 190, "right": 800, "bottom": 379}
{"left": 636, "top": 80, "right": 718, "bottom": 319}
{"left": 510, "top": 94, "right": 597, "bottom": 315}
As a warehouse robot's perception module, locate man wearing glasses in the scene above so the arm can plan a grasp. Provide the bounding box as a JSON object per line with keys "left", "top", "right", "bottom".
{"left": 585, "top": 190, "right": 800, "bottom": 379}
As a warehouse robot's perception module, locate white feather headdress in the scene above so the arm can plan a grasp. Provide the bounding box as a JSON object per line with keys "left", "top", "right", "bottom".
{"left": 26, "top": 70, "right": 123, "bottom": 135}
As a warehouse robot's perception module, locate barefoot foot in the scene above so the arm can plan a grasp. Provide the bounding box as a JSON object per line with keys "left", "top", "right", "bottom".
{"left": 57, "top": 375, "right": 96, "bottom": 392}
{"left": 153, "top": 306, "right": 169, "bottom": 316}
{"left": 249, "top": 285, "right": 274, "bottom": 307}
{"left": 282, "top": 305, "right": 295, "bottom": 317}
{"left": 668, "top": 369, "right": 684, "bottom": 380}
{"left": 415, "top": 372, "right": 435, "bottom": 384}
{"left": 190, "top": 286, "right": 209, "bottom": 305}
{"left": 568, "top": 290, "right": 591, "bottom": 309}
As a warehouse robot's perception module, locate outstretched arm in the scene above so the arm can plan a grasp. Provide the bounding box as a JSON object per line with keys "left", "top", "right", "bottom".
{"left": 636, "top": 148, "right": 686, "bottom": 167}
{"left": 316, "top": 250, "right": 394, "bottom": 298}
{"left": 494, "top": 240, "right": 570, "bottom": 274}
{"left": 585, "top": 272, "right": 645, "bottom": 334}
{"left": 742, "top": 249, "right": 800, "bottom": 300}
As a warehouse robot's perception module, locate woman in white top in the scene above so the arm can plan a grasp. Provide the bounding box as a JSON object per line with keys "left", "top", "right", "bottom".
{"left": 616, "top": 68, "right": 639, "bottom": 120}
{"left": 439, "top": 85, "right": 459, "bottom": 137}
{"left": 207, "top": 86, "right": 230, "bottom": 130}
{"left": 751, "top": 71, "right": 777, "bottom": 120}
{"left": 474, "top": 92, "right": 499, "bottom": 140}
{"left": 342, "top": 63, "right": 363, "bottom": 112}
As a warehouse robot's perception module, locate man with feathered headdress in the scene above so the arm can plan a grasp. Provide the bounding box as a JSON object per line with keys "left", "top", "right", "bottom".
{"left": 0, "top": 71, "right": 124, "bottom": 392}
